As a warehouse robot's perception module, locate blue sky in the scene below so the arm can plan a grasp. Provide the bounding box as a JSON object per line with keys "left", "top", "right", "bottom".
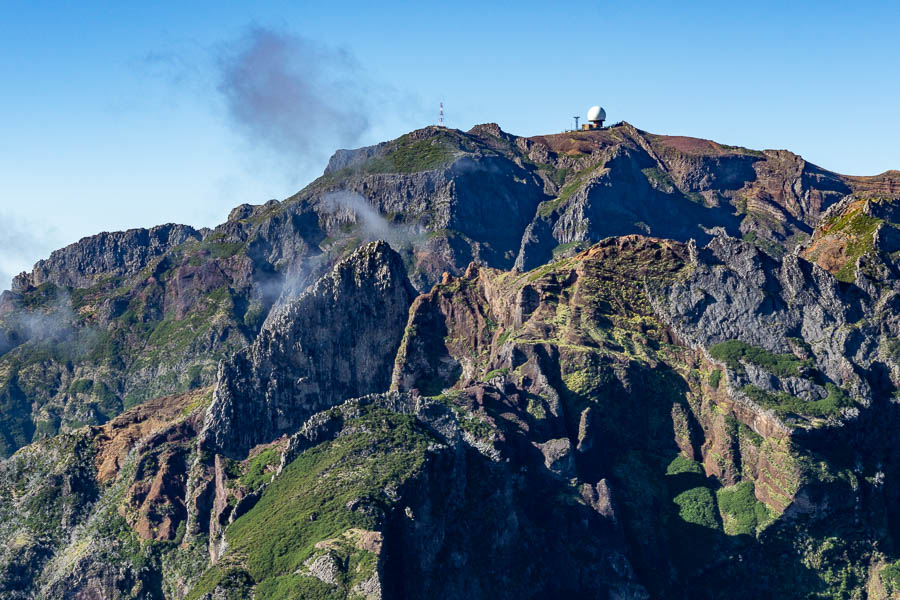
{"left": 1, "top": 1, "right": 899, "bottom": 287}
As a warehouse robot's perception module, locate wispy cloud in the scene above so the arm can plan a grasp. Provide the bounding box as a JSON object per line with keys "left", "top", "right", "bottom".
{"left": 135, "top": 26, "right": 424, "bottom": 190}
{"left": 320, "top": 190, "right": 418, "bottom": 248}
{"left": 215, "top": 27, "right": 376, "bottom": 165}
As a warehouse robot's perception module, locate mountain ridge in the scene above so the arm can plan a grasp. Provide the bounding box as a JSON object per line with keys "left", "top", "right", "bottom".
{"left": 3, "top": 121, "right": 900, "bottom": 599}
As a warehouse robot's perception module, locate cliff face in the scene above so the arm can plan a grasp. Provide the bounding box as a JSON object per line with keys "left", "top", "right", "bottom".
{"left": 4, "top": 228, "right": 900, "bottom": 599}
{"left": 3, "top": 122, "right": 900, "bottom": 599}
{"left": 3, "top": 122, "right": 897, "bottom": 459}
{"left": 11, "top": 224, "right": 206, "bottom": 291}
{"left": 200, "top": 241, "right": 417, "bottom": 457}
{"left": 387, "top": 233, "right": 900, "bottom": 598}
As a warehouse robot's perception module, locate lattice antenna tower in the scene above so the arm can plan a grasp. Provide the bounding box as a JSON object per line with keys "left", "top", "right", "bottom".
{"left": 439, "top": 102, "right": 444, "bottom": 126}
{"left": 574, "top": 116, "right": 580, "bottom": 130}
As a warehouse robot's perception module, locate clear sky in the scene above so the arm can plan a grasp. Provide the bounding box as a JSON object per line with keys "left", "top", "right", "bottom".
{"left": 1, "top": 1, "right": 899, "bottom": 288}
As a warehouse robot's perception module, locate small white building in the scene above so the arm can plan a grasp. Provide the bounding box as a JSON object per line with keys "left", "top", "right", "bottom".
{"left": 582, "top": 105, "right": 606, "bottom": 130}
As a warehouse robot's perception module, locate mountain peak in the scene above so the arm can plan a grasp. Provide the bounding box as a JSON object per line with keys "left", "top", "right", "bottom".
{"left": 3, "top": 117, "right": 900, "bottom": 598}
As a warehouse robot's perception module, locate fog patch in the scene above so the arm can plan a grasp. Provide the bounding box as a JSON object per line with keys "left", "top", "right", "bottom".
{"left": 320, "top": 191, "right": 419, "bottom": 249}
{"left": 0, "top": 286, "right": 89, "bottom": 360}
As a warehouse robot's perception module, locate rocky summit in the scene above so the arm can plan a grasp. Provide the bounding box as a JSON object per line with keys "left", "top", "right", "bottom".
{"left": 2, "top": 122, "right": 900, "bottom": 599}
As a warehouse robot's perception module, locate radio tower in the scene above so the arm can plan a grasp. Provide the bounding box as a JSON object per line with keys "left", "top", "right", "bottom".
{"left": 439, "top": 102, "right": 444, "bottom": 127}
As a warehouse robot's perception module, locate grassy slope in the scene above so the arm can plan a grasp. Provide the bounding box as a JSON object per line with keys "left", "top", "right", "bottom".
{"left": 188, "top": 408, "right": 435, "bottom": 600}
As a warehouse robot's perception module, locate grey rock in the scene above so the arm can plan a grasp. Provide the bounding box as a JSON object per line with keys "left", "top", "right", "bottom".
{"left": 200, "top": 241, "right": 417, "bottom": 457}
{"left": 13, "top": 223, "right": 203, "bottom": 290}
{"left": 304, "top": 553, "right": 341, "bottom": 585}
{"left": 650, "top": 231, "right": 897, "bottom": 431}
{"left": 534, "top": 437, "right": 576, "bottom": 478}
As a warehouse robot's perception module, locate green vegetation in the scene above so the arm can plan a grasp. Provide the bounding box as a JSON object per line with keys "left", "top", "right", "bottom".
{"left": 823, "top": 203, "right": 884, "bottom": 283}
{"left": 537, "top": 167, "right": 599, "bottom": 217}
{"left": 66, "top": 379, "right": 119, "bottom": 415}
{"left": 881, "top": 562, "right": 900, "bottom": 595}
{"left": 243, "top": 302, "right": 267, "bottom": 331}
{"left": 254, "top": 573, "right": 346, "bottom": 600}
{"left": 224, "top": 408, "right": 432, "bottom": 598}
{"left": 433, "top": 392, "right": 496, "bottom": 440}
{"left": 240, "top": 447, "right": 281, "bottom": 490}
{"left": 547, "top": 166, "right": 570, "bottom": 187}
{"left": 526, "top": 396, "right": 547, "bottom": 420}
{"left": 68, "top": 379, "right": 94, "bottom": 395}
{"left": 716, "top": 481, "right": 774, "bottom": 536}
{"left": 738, "top": 422, "right": 763, "bottom": 448}
{"left": 381, "top": 135, "right": 455, "bottom": 172}
{"left": 825, "top": 203, "right": 883, "bottom": 238}
{"left": 0, "top": 374, "right": 36, "bottom": 456}
{"left": 551, "top": 240, "right": 589, "bottom": 258}
{"left": 185, "top": 567, "right": 255, "bottom": 600}
{"left": 666, "top": 454, "right": 704, "bottom": 476}
{"left": 708, "top": 369, "right": 722, "bottom": 389}
{"left": 684, "top": 191, "right": 706, "bottom": 206}
{"left": 663, "top": 453, "right": 723, "bottom": 576}
{"left": 673, "top": 487, "right": 720, "bottom": 529}
{"left": 2, "top": 429, "right": 99, "bottom": 543}
{"left": 457, "top": 412, "right": 495, "bottom": 440}
{"left": 537, "top": 197, "right": 564, "bottom": 218}
{"left": 742, "top": 383, "right": 852, "bottom": 419}
{"left": 641, "top": 167, "right": 676, "bottom": 194}
{"left": 326, "top": 131, "right": 460, "bottom": 176}
{"left": 709, "top": 340, "right": 808, "bottom": 377}
{"left": 557, "top": 171, "right": 592, "bottom": 202}
{"left": 482, "top": 367, "right": 508, "bottom": 381}
{"left": 716, "top": 143, "right": 765, "bottom": 157}
{"left": 190, "top": 236, "right": 247, "bottom": 262}
{"left": 19, "top": 282, "right": 61, "bottom": 309}
{"left": 186, "top": 365, "right": 204, "bottom": 389}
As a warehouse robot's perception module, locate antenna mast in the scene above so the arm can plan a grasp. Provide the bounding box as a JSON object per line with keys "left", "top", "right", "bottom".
{"left": 439, "top": 102, "right": 444, "bottom": 126}
{"left": 574, "top": 116, "right": 580, "bottom": 130}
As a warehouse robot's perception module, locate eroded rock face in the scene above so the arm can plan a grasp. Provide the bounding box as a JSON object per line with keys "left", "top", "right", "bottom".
{"left": 650, "top": 233, "right": 894, "bottom": 419}
{"left": 3, "top": 122, "right": 898, "bottom": 460}
{"left": 384, "top": 232, "right": 900, "bottom": 597}
{"left": 275, "top": 392, "right": 647, "bottom": 600}
{"left": 5, "top": 228, "right": 900, "bottom": 599}
{"left": 514, "top": 122, "right": 893, "bottom": 269}
{"left": 5, "top": 121, "right": 900, "bottom": 599}
{"left": 38, "top": 546, "right": 142, "bottom": 600}
{"left": 12, "top": 224, "right": 205, "bottom": 291}
{"left": 200, "top": 241, "right": 417, "bottom": 457}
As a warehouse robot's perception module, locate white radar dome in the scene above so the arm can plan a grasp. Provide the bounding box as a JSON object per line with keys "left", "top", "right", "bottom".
{"left": 587, "top": 106, "right": 606, "bottom": 122}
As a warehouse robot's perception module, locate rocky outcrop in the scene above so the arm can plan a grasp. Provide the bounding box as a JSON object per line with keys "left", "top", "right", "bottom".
{"left": 12, "top": 223, "right": 204, "bottom": 291}
{"left": 216, "top": 390, "right": 648, "bottom": 600}
{"left": 4, "top": 121, "right": 898, "bottom": 460}
{"left": 94, "top": 389, "right": 209, "bottom": 483}
{"left": 5, "top": 227, "right": 900, "bottom": 599}
{"left": 200, "top": 241, "right": 417, "bottom": 457}
{"left": 514, "top": 122, "right": 894, "bottom": 268}
{"left": 4, "top": 121, "right": 900, "bottom": 599}
{"left": 650, "top": 233, "right": 884, "bottom": 420}
{"left": 800, "top": 195, "right": 900, "bottom": 284}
